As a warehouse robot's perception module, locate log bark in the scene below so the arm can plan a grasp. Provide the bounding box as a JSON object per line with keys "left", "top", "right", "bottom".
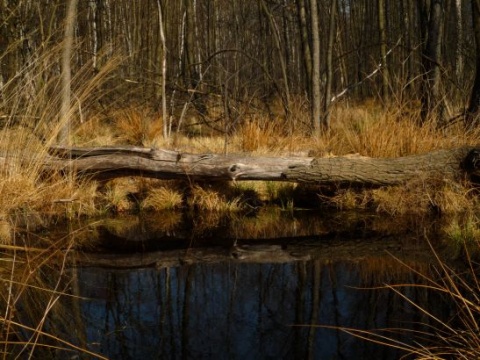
{"left": 286, "top": 147, "right": 477, "bottom": 187}
{"left": 44, "top": 145, "right": 480, "bottom": 187}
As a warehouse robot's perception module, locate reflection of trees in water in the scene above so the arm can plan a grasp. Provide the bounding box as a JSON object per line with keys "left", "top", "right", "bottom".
{"left": 90, "top": 209, "right": 430, "bottom": 249}
{"left": 75, "top": 259, "right": 448, "bottom": 359}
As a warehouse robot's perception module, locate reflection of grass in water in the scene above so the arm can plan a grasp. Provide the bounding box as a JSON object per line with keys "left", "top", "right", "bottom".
{"left": 339, "top": 241, "right": 480, "bottom": 359}
{"left": 144, "top": 211, "right": 183, "bottom": 233}
{"left": 232, "top": 208, "right": 299, "bottom": 238}
{"left": 357, "top": 256, "right": 431, "bottom": 284}
{"left": 99, "top": 212, "right": 183, "bottom": 237}
{"left": 0, "top": 233, "right": 106, "bottom": 358}
{"left": 443, "top": 215, "right": 480, "bottom": 260}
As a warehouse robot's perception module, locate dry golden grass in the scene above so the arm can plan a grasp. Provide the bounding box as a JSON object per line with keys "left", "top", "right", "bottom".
{"left": 74, "top": 96, "right": 480, "bottom": 160}
{"left": 188, "top": 185, "right": 242, "bottom": 212}
{"left": 99, "top": 178, "right": 138, "bottom": 213}
{"left": 235, "top": 117, "right": 303, "bottom": 153}
{"left": 142, "top": 186, "right": 183, "bottom": 211}
{"left": 73, "top": 115, "right": 117, "bottom": 146}
{"left": 371, "top": 178, "right": 474, "bottom": 216}
{"left": 319, "top": 102, "right": 477, "bottom": 158}
{"left": 113, "top": 107, "right": 163, "bottom": 146}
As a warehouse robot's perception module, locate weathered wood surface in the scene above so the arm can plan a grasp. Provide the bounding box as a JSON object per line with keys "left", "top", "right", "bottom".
{"left": 47, "top": 145, "right": 314, "bottom": 181}
{"left": 44, "top": 145, "right": 480, "bottom": 186}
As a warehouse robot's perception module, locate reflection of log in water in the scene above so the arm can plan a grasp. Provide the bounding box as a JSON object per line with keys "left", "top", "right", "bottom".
{"left": 85, "top": 210, "right": 431, "bottom": 253}
{"left": 74, "top": 235, "right": 433, "bottom": 270}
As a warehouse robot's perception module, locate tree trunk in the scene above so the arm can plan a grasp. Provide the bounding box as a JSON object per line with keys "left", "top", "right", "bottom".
{"left": 420, "top": 0, "right": 445, "bottom": 125}
{"left": 402, "top": 0, "right": 416, "bottom": 94}
{"left": 323, "top": 0, "right": 337, "bottom": 129}
{"left": 75, "top": 234, "right": 433, "bottom": 268}
{"left": 466, "top": 0, "right": 480, "bottom": 128}
{"left": 260, "top": 0, "right": 291, "bottom": 118}
{"left": 310, "top": 0, "right": 322, "bottom": 135}
{"left": 296, "top": 0, "right": 312, "bottom": 99}
{"left": 44, "top": 145, "right": 480, "bottom": 187}
{"left": 156, "top": 0, "right": 168, "bottom": 139}
{"left": 58, "top": 0, "right": 78, "bottom": 145}
{"left": 454, "top": 0, "right": 464, "bottom": 82}
{"left": 378, "top": 0, "right": 390, "bottom": 101}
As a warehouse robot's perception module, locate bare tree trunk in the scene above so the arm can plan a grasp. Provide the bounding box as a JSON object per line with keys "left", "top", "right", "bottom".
{"left": 184, "top": 0, "right": 205, "bottom": 115}
{"left": 58, "top": 0, "right": 78, "bottom": 145}
{"left": 296, "top": 0, "right": 312, "bottom": 98}
{"left": 402, "top": 0, "right": 416, "bottom": 93}
{"left": 466, "top": 0, "right": 480, "bottom": 128}
{"left": 259, "top": 0, "right": 291, "bottom": 117}
{"left": 310, "top": 0, "right": 322, "bottom": 135}
{"left": 323, "top": 0, "right": 337, "bottom": 129}
{"left": 157, "top": 0, "right": 168, "bottom": 139}
{"left": 378, "top": 0, "right": 390, "bottom": 101}
{"left": 420, "top": 0, "right": 445, "bottom": 125}
{"left": 455, "top": 0, "right": 464, "bottom": 82}
{"left": 88, "top": 0, "right": 98, "bottom": 71}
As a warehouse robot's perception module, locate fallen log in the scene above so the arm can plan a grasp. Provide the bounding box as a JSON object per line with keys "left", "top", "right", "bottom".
{"left": 44, "top": 145, "right": 480, "bottom": 187}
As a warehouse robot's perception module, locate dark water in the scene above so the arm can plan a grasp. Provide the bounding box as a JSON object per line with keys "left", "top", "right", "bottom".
{"left": 10, "top": 211, "right": 450, "bottom": 359}
{"left": 72, "top": 258, "right": 444, "bottom": 360}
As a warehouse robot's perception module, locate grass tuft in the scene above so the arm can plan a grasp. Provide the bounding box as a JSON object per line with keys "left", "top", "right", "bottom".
{"left": 142, "top": 186, "right": 183, "bottom": 211}
{"left": 188, "top": 185, "right": 242, "bottom": 212}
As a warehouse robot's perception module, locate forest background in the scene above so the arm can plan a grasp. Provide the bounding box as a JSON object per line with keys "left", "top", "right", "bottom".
{"left": 0, "top": 0, "right": 480, "bottom": 222}
{"left": 2, "top": 0, "right": 480, "bottom": 139}
{"left": 2, "top": 2, "right": 480, "bottom": 358}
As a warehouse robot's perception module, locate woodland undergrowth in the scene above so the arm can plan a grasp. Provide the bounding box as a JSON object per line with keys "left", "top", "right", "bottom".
{"left": 1, "top": 37, "right": 480, "bottom": 359}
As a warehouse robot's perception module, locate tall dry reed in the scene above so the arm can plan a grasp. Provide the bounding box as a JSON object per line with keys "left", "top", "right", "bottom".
{"left": 339, "top": 242, "right": 480, "bottom": 359}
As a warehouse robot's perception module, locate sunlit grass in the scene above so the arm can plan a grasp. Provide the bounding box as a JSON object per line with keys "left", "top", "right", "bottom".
{"left": 188, "top": 185, "right": 242, "bottom": 212}
{"left": 142, "top": 186, "right": 184, "bottom": 211}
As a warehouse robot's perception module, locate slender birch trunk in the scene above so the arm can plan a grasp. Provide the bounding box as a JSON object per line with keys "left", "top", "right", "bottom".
{"left": 296, "top": 0, "right": 312, "bottom": 98}
{"left": 378, "top": 0, "right": 390, "bottom": 101}
{"left": 466, "top": 0, "right": 480, "bottom": 128}
{"left": 58, "top": 0, "right": 78, "bottom": 145}
{"left": 455, "top": 0, "right": 464, "bottom": 82}
{"left": 310, "top": 0, "right": 322, "bottom": 135}
{"left": 323, "top": 0, "right": 337, "bottom": 129}
{"left": 259, "top": 0, "right": 291, "bottom": 116}
{"left": 157, "top": 0, "right": 168, "bottom": 139}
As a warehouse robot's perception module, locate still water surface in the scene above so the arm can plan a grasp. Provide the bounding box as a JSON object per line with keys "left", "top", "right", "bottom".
{"left": 74, "top": 255, "right": 443, "bottom": 359}
{"left": 13, "top": 211, "right": 449, "bottom": 359}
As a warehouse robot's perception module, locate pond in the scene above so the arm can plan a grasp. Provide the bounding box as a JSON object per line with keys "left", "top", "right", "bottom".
{"left": 7, "top": 210, "right": 454, "bottom": 359}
